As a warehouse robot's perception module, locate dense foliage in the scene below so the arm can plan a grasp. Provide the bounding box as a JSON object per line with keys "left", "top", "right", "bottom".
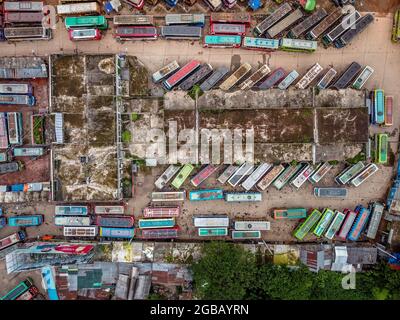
{"left": 191, "top": 242, "right": 400, "bottom": 300}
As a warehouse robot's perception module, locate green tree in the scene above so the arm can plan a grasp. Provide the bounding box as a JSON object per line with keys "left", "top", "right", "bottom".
{"left": 191, "top": 242, "right": 257, "bottom": 300}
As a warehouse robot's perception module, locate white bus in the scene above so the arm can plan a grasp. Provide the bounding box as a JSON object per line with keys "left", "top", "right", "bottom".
{"left": 296, "top": 63, "right": 323, "bottom": 89}
{"left": 94, "top": 205, "right": 125, "bottom": 215}
{"left": 227, "top": 162, "right": 254, "bottom": 187}
{"left": 113, "top": 15, "right": 154, "bottom": 26}
{"left": 225, "top": 192, "right": 262, "bottom": 202}
{"left": 63, "top": 226, "right": 98, "bottom": 237}
{"left": 278, "top": 70, "right": 299, "bottom": 90}
{"left": 154, "top": 165, "right": 181, "bottom": 189}
{"left": 217, "top": 165, "right": 238, "bottom": 184}
{"left": 309, "top": 162, "right": 332, "bottom": 184}
{"left": 193, "top": 215, "right": 229, "bottom": 227}
{"left": 151, "top": 191, "right": 186, "bottom": 202}
{"left": 273, "top": 163, "right": 303, "bottom": 190}
{"left": 234, "top": 221, "right": 270, "bottom": 231}
{"left": 241, "top": 163, "right": 272, "bottom": 191}
{"left": 335, "top": 161, "right": 365, "bottom": 185}
{"left": 290, "top": 163, "right": 314, "bottom": 189}
{"left": 352, "top": 66, "right": 374, "bottom": 90}
{"left": 55, "top": 216, "right": 91, "bottom": 226}
{"left": 152, "top": 61, "right": 180, "bottom": 83}
{"left": 257, "top": 164, "right": 285, "bottom": 191}
{"left": 350, "top": 164, "right": 378, "bottom": 187}
{"left": 366, "top": 202, "right": 384, "bottom": 239}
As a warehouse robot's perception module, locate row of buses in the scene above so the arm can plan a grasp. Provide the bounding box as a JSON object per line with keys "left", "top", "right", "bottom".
{"left": 369, "top": 89, "right": 394, "bottom": 127}
{"left": 0, "top": 277, "right": 41, "bottom": 300}
{"left": 293, "top": 202, "right": 384, "bottom": 241}
{"left": 0, "top": 112, "right": 23, "bottom": 148}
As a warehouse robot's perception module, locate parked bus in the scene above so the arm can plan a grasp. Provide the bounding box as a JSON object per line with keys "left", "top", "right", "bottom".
{"left": 324, "top": 210, "right": 345, "bottom": 240}
{"left": 231, "top": 230, "right": 261, "bottom": 239}
{"left": 198, "top": 227, "right": 227, "bottom": 236}
{"left": 7, "top": 215, "right": 43, "bottom": 227}
{"left": 331, "top": 62, "right": 362, "bottom": 90}
{"left": 99, "top": 227, "right": 134, "bottom": 239}
{"left": 160, "top": 26, "right": 202, "bottom": 39}
{"left": 334, "top": 14, "right": 374, "bottom": 48}
{"left": 313, "top": 208, "right": 335, "bottom": 237}
{"left": 155, "top": 165, "right": 181, "bottom": 189}
{"left": 242, "top": 36, "right": 279, "bottom": 51}
{"left": 210, "top": 12, "right": 251, "bottom": 25}
{"left": 309, "top": 162, "right": 332, "bottom": 184}
{"left": 163, "top": 60, "right": 201, "bottom": 90}
{"left": 279, "top": 38, "right": 318, "bottom": 52}
{"left": 4, "top": 12, "right": 44, "bottom": 24}
{"left": 239, "top": 65, "right": 271, "bottom": 90}
{"left": 191, "top": 164, "right": 220, "bottom": 187}
{"left": 335, "top": 161, "right": 365, "bottom": 185}
{"left": 314, "top": 187, "right": 348, "bottom": 198}
{"left": 171, "top": 164, "right": 195, "bottom": 189}
{"left": 234, "top": 220, "right": 270, "bottom": 231}
{"left": 392, "top": 9, "right": 400, "bottom": 42}
{"left": 258, "top": 68, "right": 286, "bottom": 89}
{"left": 95, "top": 216, "right": 134, "bottom": 228}
{"left": 227, "top": 162, "right": 254, "bottom": 187}
{"left": 373, "top": 89, "right": 385, "bottom": 124}
{"left": 337, "top": 209, "right": 357, "bottom": 240}
{"left": 56, "top": 2, "right": 101, "bottom": 15}
{"left": 316, "top": 67, "right": 337, "bottom": 90}
{"left": 278, "top": 70, "right": 299, "bottom": 90}
{"left": 94, "top": 205, "right": 125, "bottom": 215}
{"left": 0, "top": 278, "right": 33, "bottom": 301}
{"left": 65, "top": 16, "right": 108, "bottom": 30}
{"left": 15, "top": 286, "right": 39, "bottom": 300}
{"left": 55, "top": 205, "right": 88, "bottom": 216}
{"left": 7, "top": 112, "right": 22, "bottom": 145}
{"left": 257, "top": 164, "right": 285, "bottom": 190}
{"left": 322, "top": 10, "right": 361, "bottom": 46}
{"left": 273, "top": 208, "right": 307, "bottom": 220}
{"left": 203, "top": 0, "right": 223, "bottom": 11}
{"left": 0, "top": 231, "right": 26, "bottom": 252}
{"left": 241, "top": 163, "right": 272, "bottom": 190}
{"left": 0, "top": 84, "right": 32, "bottom": 95}
{"left": 151, "top": 191, "right": 186, "bottom": 202}
{"left": 55, "top": 216, "right": 91, "bottom": 226}
{"left": 113, "top": 15, "right": 154, "bottom": 26}
{"left": 376, "top": 133, "right": 388, "bottom": 164}
{"left": 210, "top": 23, "right": 246, "bottom": 35}
{"left": 273, "top": 163, "right": 303, "bottom": 190}
{"left": 189, "top": 189, "right": 224, "bottom": 201}
{"left": 217, "top": 165, "right": 238, "bottom": 184}
{"left": 68, "top": 28, "right": 101, "bottom": 41}
{"left": 288, "top": 8, "right": 327, "bottom": 38}
{"left": 265, "top": 8, "right": 303, "bottom": 38}
{"left": 347, "top": 206, "right": 370, "bottom": 241}
{"left": 165, "top": 13, "right": 205, "bottom": 26}
{"left": 143, "top": 206, "right": 180, "bottom": 218}
{"left": 384, "top": 96, "right": 393, "bottom": 126}
{"left": 0, "top": 162, "right": 19, "bottom": 174}
{"left": 219, "top": 63, "right": 252, "bottom": 91}
{"left": 306, "top": 7, "right": 343, "bottom": 40}
{"left": 193, "top": 215, "right": 229, "bottom": 227}
{"left": 114, "top": 26, "right": 158, "bottom": 40}
{"left": 152, "top": 61, "right": 180, "bottom": 83}
{"left": 254, "top": 2, "right": 293, "bottom": 36}
{"left": 199, "top": 67, "right": 229, "bottom": 91}
{"left": 140, "top": 226, "right": 179, "bottom": 239}
{"left": 290, "top": 163, "right": 314, "bottom": 189}
{"left": 63, "top": 226, "right": 98, "bottom": 237}
{"left": 350, "top": 163, "right": 379, "bottom": 187}
{"left": 225, "top": 192, "right": 262, "bottom": 202}
{"left": 0, "top": 94, "right": 35, "bottom": 106}
{"left": 203, "top": 35, "right": 242, "bottom": 48}
{"left": 4, "top": 1, "right": 43, "bottom": 12}
{"left": 296, "top": 63, "right": 323, "bottom": 89}
{"left": 180, "top": 64, "right": 213, "bottom": 91}
{"left": 4, "top": 27, "right": 51, "bottom": 41}
{"left": 366, "top": 202, "right": 384, "bottom": 239}
{"left": 293, "top": 209, "right": 322, "bottom": 240}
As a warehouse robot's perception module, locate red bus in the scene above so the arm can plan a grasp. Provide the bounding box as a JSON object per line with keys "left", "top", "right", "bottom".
{"left": 68, "top": 28, "right": 101, "bottom": 41}
{"left": 140, "top": 226, "right": 179, "bottom": 239}
{"left": 190, "top": 164, "right": 220, "bottom": 187}
{"left": 163, "top": 60, "right": 201, "bottom": 90}
{"left": 385, "top": 96, "right": 393, "bottom": 126}
{"left": 114, "top": 26, "right": 158, "bottom": 40}
{"left": 143, "top": 206, "right": 180, "bottom": 218}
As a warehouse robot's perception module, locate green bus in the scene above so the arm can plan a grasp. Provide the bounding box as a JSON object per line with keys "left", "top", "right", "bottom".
{"left": 65, "top": 16, "right": 108, "bottom": 30}
{"left": 1, "top": 278, "right": 33, "bottom": 300}
{"left": 293, "top": 209, "right": 322, "bottom": 240}
{"left": 198, "top": 227, "right": 228, "bottom": 236}
{"left": 313, "top": 208, "right": 335, "bottom": 237}
{"left": 376, "top": 133, "right": 388, "bottom": 164}
{"left": 171, "top": 164, "right": 195, "bottom": 189}
{"left": 232, "top": 230, "right": 261, "bottom": 239}
{"left": 279, "top": 38, "right": 318, "bottom": 53}
{"left": 392, "top": 9, "right": 400, "bottom": 43}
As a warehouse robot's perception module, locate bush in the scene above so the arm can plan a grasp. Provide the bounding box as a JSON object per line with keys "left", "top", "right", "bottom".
{"left": 122, "top": 130, "right": 132, "bottom": 143}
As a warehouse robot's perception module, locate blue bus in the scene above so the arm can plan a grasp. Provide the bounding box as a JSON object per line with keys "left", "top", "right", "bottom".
{"left": 55, "top": 205, "right": 88, "bottom": 216}
{"left": 138, "top": 218, "right": 175, "bottom": 229}
{"left": 99, "top": 227, "right": 135, "bottom": 239}
{"left": 7, "top": 215, "right": 43, "bottom": 227}
{"left": 347, "top": 206, "right": 370, "bottom": 241}
{"left": 189, "top": 189, "right": 224, "bottom": 201}
{"left": 373, "top": 89, "right": 385, "bottom": 124}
